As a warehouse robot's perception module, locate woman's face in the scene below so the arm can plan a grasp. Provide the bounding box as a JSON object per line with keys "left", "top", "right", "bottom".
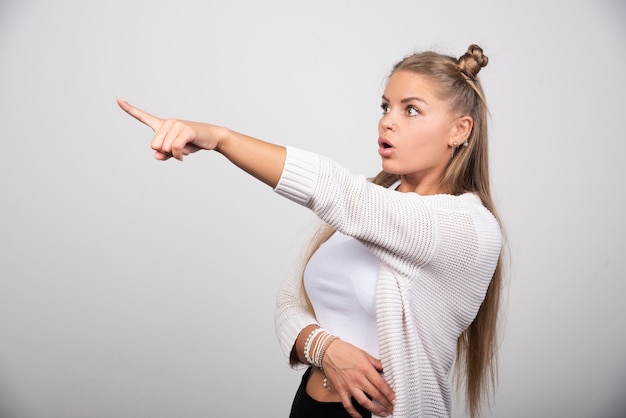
{"left": 378, "top": 70, "right": 470, "bottom": 194}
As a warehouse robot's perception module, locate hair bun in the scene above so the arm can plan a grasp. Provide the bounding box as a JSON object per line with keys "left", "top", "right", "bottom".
{"left": 458, "top": 44, "right": 488, "bottom": 79}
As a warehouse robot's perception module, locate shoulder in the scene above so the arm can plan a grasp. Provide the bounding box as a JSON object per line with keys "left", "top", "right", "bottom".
{"left": 423, "top": 193, "right": 496, "bottom": 219}
{"left": 423, "top": 192, "right": 501, "bottom": 245}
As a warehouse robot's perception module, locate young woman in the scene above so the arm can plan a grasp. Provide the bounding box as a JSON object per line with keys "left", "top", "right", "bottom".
{"left": 118, "top": 44, "right": 504, "bottom": 418}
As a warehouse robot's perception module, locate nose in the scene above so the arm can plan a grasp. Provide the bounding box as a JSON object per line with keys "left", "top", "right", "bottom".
{"left": 379, "top": 112, "right": 396, "bottom": 132}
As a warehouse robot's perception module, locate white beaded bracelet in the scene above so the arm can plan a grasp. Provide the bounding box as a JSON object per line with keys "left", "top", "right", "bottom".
{"left": 303, "top": 327, "right": 324, "bottom": 366}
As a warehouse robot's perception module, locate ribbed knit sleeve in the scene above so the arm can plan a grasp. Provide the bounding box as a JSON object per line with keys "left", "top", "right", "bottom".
{"left": 275, "top": 147, "right": 438, "bottom": 275}
{"left": 273, "top": 146, "right": 320, "bottom": 207}
{"left": 273, "top": 146, "right": 502, "bottom": 417}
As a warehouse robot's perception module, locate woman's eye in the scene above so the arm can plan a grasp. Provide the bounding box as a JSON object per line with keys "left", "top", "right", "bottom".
{"left": 406, "top": 106, "right": 419, "bottom": 116}
{"left": 380, "top": 103, "right": 390, "bottom": 114}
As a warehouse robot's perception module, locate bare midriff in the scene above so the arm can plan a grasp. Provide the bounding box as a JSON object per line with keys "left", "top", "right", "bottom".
{"left": 306, "top": 367, "right": 343, "bottom": 402}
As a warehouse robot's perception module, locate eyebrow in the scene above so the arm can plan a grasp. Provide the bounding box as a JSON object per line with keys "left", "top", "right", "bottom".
{"left": 381, "top": 95, "right": 427, "bottom": 105}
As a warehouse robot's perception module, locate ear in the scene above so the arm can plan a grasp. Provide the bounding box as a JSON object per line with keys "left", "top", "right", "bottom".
{"left": 448, "top": 116, "right": 473, "bottom": 147}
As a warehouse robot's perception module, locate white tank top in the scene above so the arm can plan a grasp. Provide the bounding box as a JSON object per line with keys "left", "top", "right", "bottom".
{"left": 304, "top": 230, "right": 382, "bottom": 358}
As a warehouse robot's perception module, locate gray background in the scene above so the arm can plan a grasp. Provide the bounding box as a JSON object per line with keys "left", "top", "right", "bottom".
{"left": 1, "top": 0, "right": 625, "bottom": 417}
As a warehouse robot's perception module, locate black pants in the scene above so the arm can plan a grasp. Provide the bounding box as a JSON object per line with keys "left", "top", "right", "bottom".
{"left": 289, "top": 367, "right": 372, "bottom": 418}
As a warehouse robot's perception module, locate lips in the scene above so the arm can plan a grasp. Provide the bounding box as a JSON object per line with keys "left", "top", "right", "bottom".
{"left": 378, "top": 137, "right": 394, "bottom": 157}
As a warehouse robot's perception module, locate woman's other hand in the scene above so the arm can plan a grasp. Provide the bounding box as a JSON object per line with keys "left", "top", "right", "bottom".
{"left": 322, "top": 339, "right": 395, "bottom": 417}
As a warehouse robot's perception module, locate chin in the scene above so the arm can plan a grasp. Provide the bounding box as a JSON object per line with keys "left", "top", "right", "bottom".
{"left": 381, "top": 161, "right": 402, "bottom": 175}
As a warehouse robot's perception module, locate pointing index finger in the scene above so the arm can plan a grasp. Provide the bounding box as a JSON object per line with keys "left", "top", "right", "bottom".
{"left": 116, "top": 97, "right": 163, "bottom": 132}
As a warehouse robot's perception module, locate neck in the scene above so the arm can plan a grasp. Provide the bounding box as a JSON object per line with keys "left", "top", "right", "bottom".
{"left": 397, "top": 173, "right": 445, "bottom": 195}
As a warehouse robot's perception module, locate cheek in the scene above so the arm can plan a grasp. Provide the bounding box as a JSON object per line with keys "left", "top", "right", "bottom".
{"left": 405, "top": 126, "right": 449, "bottom": 160}
{"left": 418, "top": 122, "right": 451, "bottom": 147}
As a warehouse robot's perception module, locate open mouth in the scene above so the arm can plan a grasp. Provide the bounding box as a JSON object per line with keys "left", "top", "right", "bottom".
{"left": 378, "top": 138, "right": 394, "bottom": 157}
{"left": 379, "top": 137, "right": 392, "bottom": 148}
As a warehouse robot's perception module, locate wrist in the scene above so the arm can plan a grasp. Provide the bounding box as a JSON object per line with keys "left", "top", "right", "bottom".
{"left": 318, "top": 335, "right": 338, "bottom": 370}
{"left": 303, "top": 328, "right": 338, "bottom": 369}
{"left": 213, "top": 126, "right": 234, "bottom": 154}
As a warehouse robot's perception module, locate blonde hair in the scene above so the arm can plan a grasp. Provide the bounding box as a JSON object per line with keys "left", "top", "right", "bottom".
{"left": 303, "top": 44, "right": 504, "bottom": 418}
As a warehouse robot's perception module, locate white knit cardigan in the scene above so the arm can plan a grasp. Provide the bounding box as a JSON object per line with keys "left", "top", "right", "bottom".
{"left": 274, "top": 147, "right": 502, "bottom": 417}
